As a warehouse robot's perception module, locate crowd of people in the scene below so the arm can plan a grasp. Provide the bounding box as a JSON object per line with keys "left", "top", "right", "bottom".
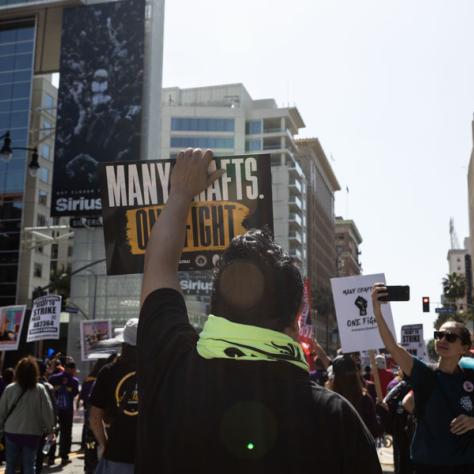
{"left": 0, "top": 148, "right": 473, "bottom": 474}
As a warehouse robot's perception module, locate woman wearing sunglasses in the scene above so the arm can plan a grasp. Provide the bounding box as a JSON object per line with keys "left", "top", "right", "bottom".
{"left": 371, "top": 284, "right": 474, "bottom": 474}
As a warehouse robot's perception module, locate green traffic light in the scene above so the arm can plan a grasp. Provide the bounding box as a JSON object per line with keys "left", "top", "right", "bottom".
{"left": 247, "top": 442, "right": 254, "bottom": 450}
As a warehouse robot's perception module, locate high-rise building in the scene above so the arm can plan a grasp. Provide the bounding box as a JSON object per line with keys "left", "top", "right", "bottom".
{"left": 296, "top": 138, "right": 340, "bottom": 349}
{"left": 161, "top": 83, "right": 307, "bottom": 272}
{"left": 335, "top": 217, "right": 363, "bottom": 277}
{"left": 16, "top": 75, "right": 73, "bottom": 305}
{"left": 1, "top": 0, "right": 165, "bottom": 373}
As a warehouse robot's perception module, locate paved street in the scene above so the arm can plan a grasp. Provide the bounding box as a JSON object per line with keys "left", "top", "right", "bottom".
{"left": 0, "top": 413, "right": 395, "bottom": 473}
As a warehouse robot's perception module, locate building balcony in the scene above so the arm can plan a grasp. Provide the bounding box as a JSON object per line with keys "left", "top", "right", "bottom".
{"left": 288, "top": 195, "right": 303, "bottom": 211}
{"left": 288, "top": 160, "right": 304, "bottom": 179}
{"left": 289, "top": 231, "right": 303, "bottom": 245}
{"left": 289, "top": 212, "right": 302, "bottom": 229}
{"left": 288, "top": 178, "right": 302, "bottom": 195}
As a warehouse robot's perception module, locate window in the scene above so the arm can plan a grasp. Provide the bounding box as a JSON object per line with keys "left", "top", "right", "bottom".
{"left": 42, "top": 93, "right": 54, "bottom": 110}
{"left": 245, "top": 120, "right": 262, "bottom": 135}
{"left": 38, "top": 190, "right": 48, "bottom": 206}
{"left": 51, "top": 244, "right": 58, "bottom": 259}
{"left": 170, "top": 136, "right": 234, "bottom": 149}
{"left": 50, "top": 261, "right": 57, "bottom": 273}
{"left": 38, "top": 168, "right": 49, "bottom": 184}
{"left": 37, "top": 245, "right": 43, "bottom": 254}
{"left": 40, "top": 143, "right": 50, "bottom": 160}
{"left": 171, "top": 118, "right": 234, "bottom": 132}
{"left": 37, "top": 214, "right": 46, "bottom": 226}
{"left": 68, "top": 246, "right": 73, "bottom": 257}
{"left": 245, "top": 138, "right": 261, "bottom": 152}
{"left": 34, "top": 263, "right": 42, "bottom": 278}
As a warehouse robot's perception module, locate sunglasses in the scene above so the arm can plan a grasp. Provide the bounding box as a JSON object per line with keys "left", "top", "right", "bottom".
{"left": 433, "top": 331, "right": 462, "bottom": 343}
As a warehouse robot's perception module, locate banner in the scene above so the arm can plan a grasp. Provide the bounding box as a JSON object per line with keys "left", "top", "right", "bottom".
{"left": 330, "top": 274, "right": 396, "bottom": 353}
{"left": 0, "top": 305, "right": 26, "bottom": 351}
{"left": 80, "top": 319, "right": 112, "bottom": 361}
{"left": 51, "top": 0, "right": 145, "bottom": 217}
{"left": 99, "top": 155, "right": 273, "bottom": 275}
{"left": 298, "top": 278, "right": 313, "bottom": 339}
{"left": 26, "top": 295, "right": 62, "bottom": 343}
{"left": 401, "top": 324, "right": 427, "bottom": 360}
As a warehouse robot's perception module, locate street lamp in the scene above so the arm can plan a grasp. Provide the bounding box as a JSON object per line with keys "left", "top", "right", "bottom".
{"left": 0, "top": 132, "right": 12, "bottom": 161}
{"left": 0, "top": 130, "right": 40, "bottom": 176}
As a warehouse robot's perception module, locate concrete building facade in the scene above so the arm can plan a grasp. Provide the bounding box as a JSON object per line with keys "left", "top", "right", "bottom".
{"left": 335, "top": 217, "right": 363, "bottom": 277}
{"left": 296, "top": 138, "right": 340, "bottom": 349}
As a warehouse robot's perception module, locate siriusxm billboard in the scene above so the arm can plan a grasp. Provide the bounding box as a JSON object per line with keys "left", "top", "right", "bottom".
{"left": 51, "top": 0, "right": 145, "bottom": 217}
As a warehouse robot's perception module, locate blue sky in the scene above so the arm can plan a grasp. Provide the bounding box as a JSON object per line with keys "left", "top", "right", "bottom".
{"left": 162, "top": 0, "right": 474, "bottom": 339}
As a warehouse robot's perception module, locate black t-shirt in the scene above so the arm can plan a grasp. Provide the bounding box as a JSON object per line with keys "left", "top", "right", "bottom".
{"left": 89, "top": 356, "right": 138, "bottom": 463}
{"left": 137, "top": 289, "right": 382, "bottom": 474}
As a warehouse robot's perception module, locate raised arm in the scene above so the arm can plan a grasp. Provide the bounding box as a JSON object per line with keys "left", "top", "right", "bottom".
{"left": 371, "top": 284, "right": 414, "bottom": 376}
{"left": 140, "top": 148, "right": 223, "bottom": 306}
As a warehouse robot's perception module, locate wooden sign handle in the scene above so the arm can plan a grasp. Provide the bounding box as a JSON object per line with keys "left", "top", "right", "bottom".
{"left": 369, "top": 350, "right": 383, "bottom": 402}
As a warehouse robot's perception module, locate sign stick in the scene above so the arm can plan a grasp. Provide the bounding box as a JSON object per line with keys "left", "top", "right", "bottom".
{"left": 369, "top": 350, "right": 383, "bottom": 402}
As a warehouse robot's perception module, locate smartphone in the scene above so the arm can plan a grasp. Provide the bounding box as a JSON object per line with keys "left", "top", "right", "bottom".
{"left": 378, "top": 285, "right": 410, "bottom": 302}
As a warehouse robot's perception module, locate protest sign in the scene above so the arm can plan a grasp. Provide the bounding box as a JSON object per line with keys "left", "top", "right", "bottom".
{"left": 26, "top": 295, "right": 62, "bottom": 343}
{"left": 401, "top": 324, "right": 427, "bottom": 360}
{"left": 99, "top": 155, "right": 273, "bottom": 275}
{"left": 0, "top": 305, "right": 26, "bottom": 351}
{"left": 80, "top": 320, "right": 112, "bottom": 361}
{"left": 330, "top": 274, "right": 396, "bottom": 353}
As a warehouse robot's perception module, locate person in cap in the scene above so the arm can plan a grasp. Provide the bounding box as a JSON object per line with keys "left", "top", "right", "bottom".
{"left": 136, "top": 148, "right": 382, "bottom": 473}
{"left": 89, "top": 319, "right": 138, "bottom": 474}
{"left": 48, "top": 359, "right": 79, "bottom": 465}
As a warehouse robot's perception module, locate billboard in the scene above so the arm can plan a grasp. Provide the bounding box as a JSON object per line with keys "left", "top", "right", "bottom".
{"left": 51, "top": 0, "right": 145, "bottom": 217}
{"left": 99, "top": 155, "right": 273, "bottom": 275}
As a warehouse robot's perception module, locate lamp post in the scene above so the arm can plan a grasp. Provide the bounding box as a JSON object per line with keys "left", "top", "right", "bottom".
{"left": 0, "top": 130, "right": 40, "bottom": 177}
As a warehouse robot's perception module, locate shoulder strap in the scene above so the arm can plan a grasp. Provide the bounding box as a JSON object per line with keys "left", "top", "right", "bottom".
{"left": 3, "top": 389, "right": 26, "bottom": 425}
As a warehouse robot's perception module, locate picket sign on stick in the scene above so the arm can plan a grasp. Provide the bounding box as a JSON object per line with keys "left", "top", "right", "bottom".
{"left": 369, "top": 350, "right": 383, "bottom": 402}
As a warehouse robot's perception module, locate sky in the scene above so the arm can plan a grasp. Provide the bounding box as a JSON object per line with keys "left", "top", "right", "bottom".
{"left": 161, "top": 0, "right": 474, "bottom": 338}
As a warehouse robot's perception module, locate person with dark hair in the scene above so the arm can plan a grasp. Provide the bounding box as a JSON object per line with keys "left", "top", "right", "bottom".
{"left": 136, "top": 148, "right": 381, "bottom": 473}
{"left": 0, "top": 356, "right": 55, "bottom": 474}
{"left": 89, "top": 321, "right": 138, "bottom": 474}
{"left": 373, "top": 284, "right": 474, "bottom": 474}
{"left": 326, "top": 354, "right": 381, "bottom": 438}
{"left": 2, "top": 368, "right": 14, "bottom": 387}
{"left": 48, "top": 360, "right": 79, "bottom": 466}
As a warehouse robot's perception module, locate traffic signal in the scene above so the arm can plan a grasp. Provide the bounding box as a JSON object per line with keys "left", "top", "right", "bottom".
{"left": 422, "top": 296, "right": 430, "bottom": 312}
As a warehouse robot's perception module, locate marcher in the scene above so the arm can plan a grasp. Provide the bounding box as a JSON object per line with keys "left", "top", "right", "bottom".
{"left": 48, "top": 360, "right": 79, "bottom": 465}
{"left": 35, "top": 364, "right": 58, "bottom": 474}
{"left": 80, "top": 355, "right": 117, "bottom": 474}
{"left": 326, "top": 354, "right": 382, "bottom": 438}
{"left": 0, "top": 356, "right": 55, "bottom": 474}
{"left": 89, "top": 320, "right": 138, "bottom": 474}
{"left": 136, "top": 148, "right": 382, "bottom": 473}
{"left": 375, "top": 354, "right": 395, "bottom": 398}
{"left": 383, "top": 374, "right": 415, "bottom": 474}
{"left": 372, "top": 284, "right": 474, "bottom": 474}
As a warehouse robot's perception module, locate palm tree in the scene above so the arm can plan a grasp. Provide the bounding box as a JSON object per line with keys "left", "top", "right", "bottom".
{"left": 442, "top": 272, "right": 465, "bottom": 304}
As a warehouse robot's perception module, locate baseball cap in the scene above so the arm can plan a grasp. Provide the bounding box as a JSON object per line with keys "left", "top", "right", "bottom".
{"left": 96, "top": 318, "right": 138, "bottom": 348}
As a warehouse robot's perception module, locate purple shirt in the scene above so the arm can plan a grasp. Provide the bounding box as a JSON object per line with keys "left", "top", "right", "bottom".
{"left": 48, "top": 371, "right": 79, "bottom": 412}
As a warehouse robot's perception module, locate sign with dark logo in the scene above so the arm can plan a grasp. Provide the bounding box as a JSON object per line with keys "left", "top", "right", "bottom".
{"left": 99, "top": 155, "right": 273, "bottom": 275}
{"left": 51, "top": 0, "right": 145, "bottom": 217}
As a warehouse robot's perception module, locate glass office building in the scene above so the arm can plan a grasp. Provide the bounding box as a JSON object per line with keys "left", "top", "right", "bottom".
{"left": 0, "top": 20, "right": 35, "bottom": 305}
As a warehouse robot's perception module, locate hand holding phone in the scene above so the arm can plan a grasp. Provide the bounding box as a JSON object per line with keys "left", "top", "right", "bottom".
{"left": 378, "top": 285, "right": 410, "bottom": 302}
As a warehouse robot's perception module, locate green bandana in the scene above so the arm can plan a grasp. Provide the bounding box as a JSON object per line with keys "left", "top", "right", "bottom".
{"left": 197, "top": 315, "right": 309, "bottom": 372}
